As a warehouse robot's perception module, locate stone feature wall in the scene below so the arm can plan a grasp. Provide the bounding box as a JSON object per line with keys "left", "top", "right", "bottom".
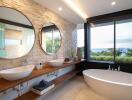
{"left": 0, "top": 0, "right": 76, "bottom": 69}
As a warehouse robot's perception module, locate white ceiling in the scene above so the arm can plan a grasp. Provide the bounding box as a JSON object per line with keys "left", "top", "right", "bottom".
{"left": 34, "top": 0, "right": 132, "bottom": 24}
{"left": 33, "top": 0, "right": 84, "bottom": 24}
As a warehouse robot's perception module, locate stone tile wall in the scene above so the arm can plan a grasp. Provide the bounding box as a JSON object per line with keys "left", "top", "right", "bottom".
{"left": 0, "top": 0, "right": 76, "bottom": 69}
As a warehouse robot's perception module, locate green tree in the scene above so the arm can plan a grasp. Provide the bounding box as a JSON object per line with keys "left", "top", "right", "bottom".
{"left": 126, "top": 49, "right": 132, "bottom": 57}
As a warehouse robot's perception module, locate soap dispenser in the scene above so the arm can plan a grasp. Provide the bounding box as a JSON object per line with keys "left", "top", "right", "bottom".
{"left": 36, "top": 63, "right": 43, "bottom": 70}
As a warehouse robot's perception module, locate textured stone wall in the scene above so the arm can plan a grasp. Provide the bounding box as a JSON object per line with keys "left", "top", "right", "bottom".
{"left": 0, "top": 0, "right": 76, "bottom": 69}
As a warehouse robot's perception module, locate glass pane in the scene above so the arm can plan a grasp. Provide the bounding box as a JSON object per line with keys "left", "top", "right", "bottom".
{"left": 45, "top": 31, "right": 53, "bottom": 53}
{"left": 116, "top": 19, "right": 132, "bottom": 63}
{"left": 5, "top": 39, "right": 21, "bottom": 45}
{"left": 77, "top": 29, "right": 84, "bottom": 47}
{"left": 90, "top": 22, "right": 114, "bottom": 62}
{"left": 41, "top": 23, "right": 61, "bottom": 55}
{"left": 53, "top": 30, "right": 61, "bottom": 53}
{"left": 0, "top": 7, "right": 35, "bottom": 59}
{"left": 77, "top": 28, "right": 84, "bottom": 58}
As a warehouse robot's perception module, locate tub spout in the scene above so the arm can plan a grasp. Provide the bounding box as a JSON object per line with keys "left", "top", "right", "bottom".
{"left": 118, "top": 65, "right": 120, "bottom": 71}
{"left": 108, "top": 65, "right": 111, "bottom": 70}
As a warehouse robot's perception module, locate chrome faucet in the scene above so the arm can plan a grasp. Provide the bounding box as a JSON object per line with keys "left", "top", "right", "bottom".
{"left": 108, "top": 64, "right": 120, "bottom": 71}
{"left": 114, "top": 65, "right": 121, "bottom": 71}
{"left": 117, "top": 65, "right": 120, "bottom": 71}
{"left": 108, "top": 64, "right": 111, "bottom": 70}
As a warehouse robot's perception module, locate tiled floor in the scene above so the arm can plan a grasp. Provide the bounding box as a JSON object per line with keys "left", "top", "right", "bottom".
{"left": 40, "top": 76, "right": 109, "bottom": 100}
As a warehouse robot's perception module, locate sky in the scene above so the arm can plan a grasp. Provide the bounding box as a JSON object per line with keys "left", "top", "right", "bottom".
{"left": 91, "top": 21, "right": 132, "bottom": 49}
{"left": 45, "top": 30, "right": 61, "bottom": 39}
{"left": 77, "top": 29, "right": 84, "bottom": 47}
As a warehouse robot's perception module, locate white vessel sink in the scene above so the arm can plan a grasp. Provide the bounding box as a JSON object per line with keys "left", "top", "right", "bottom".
{"left": 0, "top": 65, "right": 35, "bottom": 81}
{"left": 47, "top": 59, "right": 64, "bottom": 67}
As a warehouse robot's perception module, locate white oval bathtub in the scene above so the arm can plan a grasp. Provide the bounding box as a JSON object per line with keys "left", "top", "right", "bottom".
{"left": 83, "top": 69, "right": 132, "bottom": 100}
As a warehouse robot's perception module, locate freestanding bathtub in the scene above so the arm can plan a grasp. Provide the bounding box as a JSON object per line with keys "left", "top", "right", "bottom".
{"left": 83, "top": 69, "right": 132, "bottom": 100}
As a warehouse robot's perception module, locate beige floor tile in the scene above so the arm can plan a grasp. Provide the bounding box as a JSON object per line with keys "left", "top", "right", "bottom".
{"left": 40, "top": 76, "right": 109, "bottom": 100}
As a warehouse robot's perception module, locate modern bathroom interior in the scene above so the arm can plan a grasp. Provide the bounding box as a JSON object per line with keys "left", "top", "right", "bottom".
{"left": 0, "top": 0, "right": 132, "bottom": 100}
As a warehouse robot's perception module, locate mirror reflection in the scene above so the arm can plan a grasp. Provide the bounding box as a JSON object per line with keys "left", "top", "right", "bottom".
{"left": 41, "top": 23, "right": 61, "bottom": 54}
{"left": 0, "top": 7, "right": 35, "bottom": 59}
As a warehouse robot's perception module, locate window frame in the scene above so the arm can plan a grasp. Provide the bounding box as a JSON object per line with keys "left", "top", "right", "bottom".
{"left": 85, "top": 8, "right": 132, "bottom": 64}
{"left": 90, "top": 21, "right": 115, "bottom": 62}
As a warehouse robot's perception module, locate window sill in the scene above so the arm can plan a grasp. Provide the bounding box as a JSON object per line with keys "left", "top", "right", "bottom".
{"left": 88, "top": 60, "right": 114, "bottom": 64}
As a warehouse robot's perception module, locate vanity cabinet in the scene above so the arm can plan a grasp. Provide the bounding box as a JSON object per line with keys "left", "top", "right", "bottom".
{"left": 0, "top": 60, "right": 86, "bottom": 100}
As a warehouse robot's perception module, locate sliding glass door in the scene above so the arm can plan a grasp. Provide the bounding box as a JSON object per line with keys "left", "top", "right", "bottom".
{"left": 89, "top": 18, "right": 132, "bottom": 63}
{"left": 116, "top": 19, "right": 132, "bottom": 63}
{"left": 90, "top": 22, "right": 114, "bottom": 62}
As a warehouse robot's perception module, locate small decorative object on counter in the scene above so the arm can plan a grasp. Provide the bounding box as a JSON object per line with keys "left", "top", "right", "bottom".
{"left": 64, "top": 58, "right": 70, "bottom": 62}
{"left": 77, "top": 47, "right": 82, "bottom": 60}
{"left": 73, "top": 56, "right": 79, "bottom": 61}
{"left": 64, "top": 58, "right": 73, "bottom": 63}
{"left": 36, "top": 63, "right": 43, "bottom": 70}
{"left": 66, "top": 49, "right": 76, "bottom": 59}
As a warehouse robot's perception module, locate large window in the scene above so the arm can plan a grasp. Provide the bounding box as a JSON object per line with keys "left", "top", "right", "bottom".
{"left": 77, "top": 29, "right": 84, "bottom": 47}
{"left": 77, "top": 28, "right": 84, "bottom": 58}
{"left": 90, "top": 22, "right": 114, "bottom": 62}
{"left": 116, "top": 19, "right": 132, "bottom": 63}
{"left": 90, "top": 18, "right": 132, "bottom": 63}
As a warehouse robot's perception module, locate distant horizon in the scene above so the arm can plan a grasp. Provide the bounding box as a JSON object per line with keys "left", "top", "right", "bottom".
{"left": 91, "top": 21, "right": 132, "bottom": 49}
{"left": 91, "top": 48, "right": 132, "bottom": 53}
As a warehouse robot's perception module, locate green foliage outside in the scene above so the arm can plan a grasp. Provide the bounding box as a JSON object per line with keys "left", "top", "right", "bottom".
{"left": 91, "top": 48, "right": 132, "bottom": 63}
{"left": 79, "top": 47, "right": 84, "bottom": 58}
{"left": 46, "top": 37, "right": 61, "bottom": 53}
{"left": 91, "top": 56, "right": 113, "bottom": 61}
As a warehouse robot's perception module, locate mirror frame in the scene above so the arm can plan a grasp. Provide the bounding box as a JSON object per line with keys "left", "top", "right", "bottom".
{"left": 39, "top": 22, "right": 62, "bottom": 55}
{"left": 0, "top": 6, "right": 36, "bottom": 59}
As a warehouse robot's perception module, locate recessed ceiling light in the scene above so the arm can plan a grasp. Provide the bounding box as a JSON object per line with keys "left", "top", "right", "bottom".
{"left": 58, "top": 7, "right": 62, "bottom": 11}
{"left": 63, "top": 0, "right": 88, "bottom": 21}
{"left": 111, "top": 1, "right": 116, "bottom": 6}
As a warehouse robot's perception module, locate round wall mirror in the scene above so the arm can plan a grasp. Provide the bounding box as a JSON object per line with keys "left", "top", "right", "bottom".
{"left": 0, "top": 7, "right": 35, "bottom": 59}
{"left": 41, "top": 23, "right": 62, "bottom": 55}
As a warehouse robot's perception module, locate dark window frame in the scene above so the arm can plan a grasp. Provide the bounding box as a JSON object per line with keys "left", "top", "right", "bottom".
{"left": 85, "top": 8, "right": 132, "bottom": 65}
{"left": 0, "top": 18, "right": 33, "bottom": 29}
{"left": 90, "top": 21, "right": 115, "bottom": 63}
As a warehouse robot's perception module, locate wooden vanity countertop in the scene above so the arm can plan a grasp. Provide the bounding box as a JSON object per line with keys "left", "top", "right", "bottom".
{"left": 0, "top": 60, "right": 85, "bottom": 93}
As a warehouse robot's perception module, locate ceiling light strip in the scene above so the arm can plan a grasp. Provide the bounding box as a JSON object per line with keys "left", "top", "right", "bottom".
{"left": 62, "top": 0, "right": 88, "bottom": 21}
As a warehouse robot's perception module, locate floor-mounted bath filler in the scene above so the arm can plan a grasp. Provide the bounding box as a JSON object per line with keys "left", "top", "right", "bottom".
{"left": 108, "top": 64, "right": 120, "bottom": 71}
